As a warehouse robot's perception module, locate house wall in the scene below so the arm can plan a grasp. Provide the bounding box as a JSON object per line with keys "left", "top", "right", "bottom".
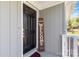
{"left": 40, "top": 3, "right": 66, "bottom": 56}
{"left": 0, "top": 1, "right": 22, "bottom": 57}
{"left": 0, "top": 1, "right": 39, "bottom": 57}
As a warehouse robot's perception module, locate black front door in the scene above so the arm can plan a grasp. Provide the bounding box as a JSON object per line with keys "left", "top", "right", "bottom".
{"left": 23, "top": 4, "right": 36, "bottom": 54}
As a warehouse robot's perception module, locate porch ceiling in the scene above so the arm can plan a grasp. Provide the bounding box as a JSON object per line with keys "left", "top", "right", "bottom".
{"left": 28, "top": 1, "right": 64, "bottom": 10}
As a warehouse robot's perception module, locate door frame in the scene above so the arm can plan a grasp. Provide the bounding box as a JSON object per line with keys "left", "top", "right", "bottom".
{"left": 20, "top": 1, "right": 39, "bottom": 57}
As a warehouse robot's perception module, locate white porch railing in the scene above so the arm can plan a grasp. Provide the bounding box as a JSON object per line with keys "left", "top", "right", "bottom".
{"left": 62, "top": 34, "right": 79, "bottom": 57}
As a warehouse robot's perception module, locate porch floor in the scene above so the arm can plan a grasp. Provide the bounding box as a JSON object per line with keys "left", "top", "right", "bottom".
{"left": 39, "top": 51, "right": 60, "bottom": 57}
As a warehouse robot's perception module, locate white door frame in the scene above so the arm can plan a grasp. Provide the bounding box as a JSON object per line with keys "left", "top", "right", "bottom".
{"left": 20, "top": 1, "right": 39, "bottom": 57}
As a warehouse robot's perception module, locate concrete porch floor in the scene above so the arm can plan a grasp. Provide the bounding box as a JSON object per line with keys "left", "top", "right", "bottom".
{"left": 39, "top": 51, "right": 61, "bottom": 57}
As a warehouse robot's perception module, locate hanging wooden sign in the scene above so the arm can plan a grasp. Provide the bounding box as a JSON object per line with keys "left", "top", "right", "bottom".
{"left": 38, "top": 18, "right": 45, "bottom": 51}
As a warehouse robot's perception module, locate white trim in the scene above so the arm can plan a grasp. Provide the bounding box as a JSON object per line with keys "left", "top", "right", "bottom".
{"left": 20, "top": 1, "right": 23, "bottom": 57}
{"left": 36, "top": 7, "right": 39, "bottom": 50}
{"left": 23, "top": 48, "right": 37, "bottom": 57}
{"left": 63, "top": 2, "right": 67, "bottom": 34}
{"left": 62, "top": 2, "right": 67, "bottom": 57}
{"left": 20, "top": 1, "right": 39, "bottom": 57}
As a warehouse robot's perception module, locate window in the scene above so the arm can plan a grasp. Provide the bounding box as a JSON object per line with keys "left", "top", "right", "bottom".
{"left": 23, "top": 4, "right": 36, "bottom": 54}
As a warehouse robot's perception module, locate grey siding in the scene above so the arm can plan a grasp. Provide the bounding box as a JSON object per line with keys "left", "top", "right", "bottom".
{"left": 0, "top": 2, "right": 22, "bottom": 57}
{"left": 40, "top": 3, "right": 65, "bottom": 56}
